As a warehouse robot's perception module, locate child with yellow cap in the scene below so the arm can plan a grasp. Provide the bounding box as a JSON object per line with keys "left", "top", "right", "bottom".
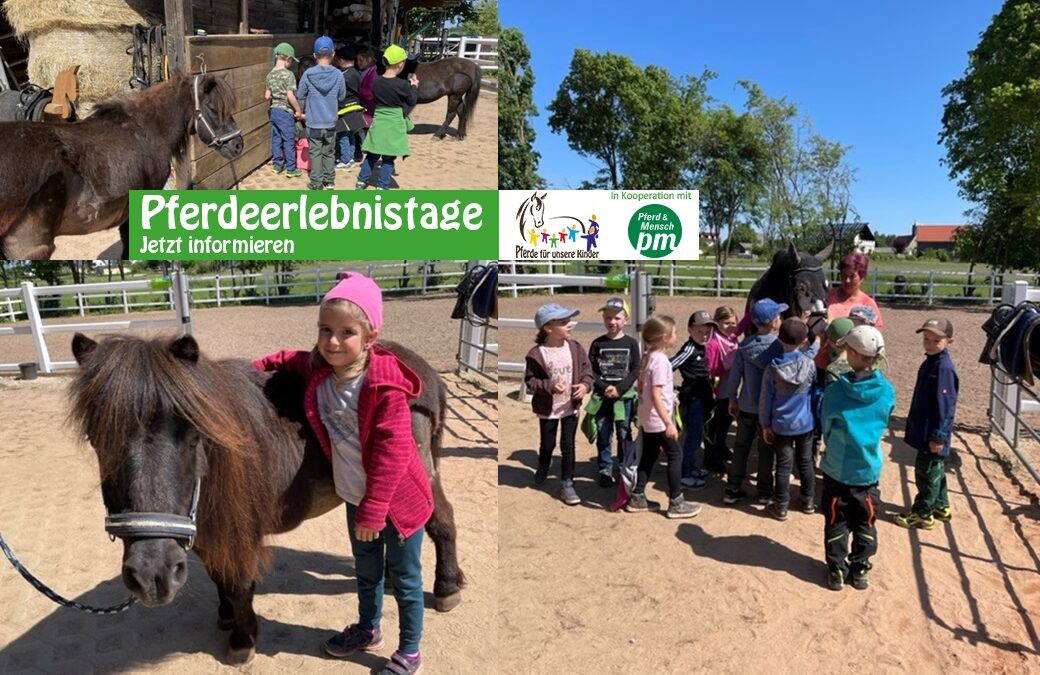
{"left": 356, "top": 45, "right": 419, "bottom": 190}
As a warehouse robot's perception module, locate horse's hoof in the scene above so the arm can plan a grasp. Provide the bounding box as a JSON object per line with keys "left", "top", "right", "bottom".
{"left": 226, "top": 645, "right": 256, "bottom": 666}
{"left": 433, "top": 591, "right": 462, "bottom": 612}
{"left": 217, "top": 617, "right": 234, "bottom": 630}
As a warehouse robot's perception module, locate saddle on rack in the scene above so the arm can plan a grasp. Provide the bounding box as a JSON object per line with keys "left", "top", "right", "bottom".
{"left": 452, "top": 262, "right": 498, "bottom": 322}
{"left": 980, "top": 301, "right": 1040, "bottom": 386}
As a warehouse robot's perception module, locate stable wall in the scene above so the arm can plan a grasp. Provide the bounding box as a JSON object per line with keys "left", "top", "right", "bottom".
{"left": 185, "top": 33, "right": 312, "bottom": 189}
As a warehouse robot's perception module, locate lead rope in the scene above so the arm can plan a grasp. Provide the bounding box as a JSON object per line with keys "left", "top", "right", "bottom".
{"left": 0, "top": 531, "right": 136, "bottom": 614}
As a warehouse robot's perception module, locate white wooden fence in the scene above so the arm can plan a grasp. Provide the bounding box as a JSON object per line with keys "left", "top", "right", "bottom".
{"left": 414, "top": 36, "right": 497, "bottom": 72}
{"left": 499, "top": 261, "right": 1039, "bottom": 306}
{"left": 0, "top": 273, "right": 191, "bottom": 375}
{"left": 1, "top": 261, "right": 468, "bottom": 322}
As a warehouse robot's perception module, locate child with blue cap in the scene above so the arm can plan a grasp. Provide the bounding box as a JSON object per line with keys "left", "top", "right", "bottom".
{"left": 298, "top": 36, "right": 346, "bottom": 190}
{"left": 524, "top": 302, "right": 594, "bottom": 506}
{"left": 719, "top": 298, "right": 787, "bottom": 505}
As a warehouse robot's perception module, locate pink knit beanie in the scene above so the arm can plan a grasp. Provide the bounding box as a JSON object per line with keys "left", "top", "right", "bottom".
{"left": 321, "top": 272, "right": 383, "bottom": 331}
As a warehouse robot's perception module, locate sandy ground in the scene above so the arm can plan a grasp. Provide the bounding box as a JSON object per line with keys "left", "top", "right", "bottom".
{"left": 498, "top": 293, "right": 1040, "bottom": 674}
{"left": 49, "top": 89, "right": 498, "bottom": 261}
{"left": 0, "top": 297, "right": 497, "bottom": 673}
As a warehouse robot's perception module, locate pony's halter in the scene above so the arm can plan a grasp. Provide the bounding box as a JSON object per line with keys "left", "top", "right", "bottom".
{"left": 192, "top": 75, "right": 242, "bottom": 148}
{"left": 104, "top": 477, "right": 201, "bottom": 550}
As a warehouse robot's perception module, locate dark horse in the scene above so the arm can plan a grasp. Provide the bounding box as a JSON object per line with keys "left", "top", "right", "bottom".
{"left": 69, "top": 333, "right": 465, "bottom": 665}
{"left": 412, "top": 57, "right": 482, "bottom": 140}
{"left": 747, "top": 242, "right": 832, "bottom": 332}
{"left": 0, "top": 72, "right": 244, "bottom": 260}
{"left": 301, "top": 52, "right": 481, "bottom": 140}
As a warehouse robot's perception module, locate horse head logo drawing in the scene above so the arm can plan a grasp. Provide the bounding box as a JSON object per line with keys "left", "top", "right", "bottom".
{"left": 517, "top": 191, "right": 547, "bottom": 240}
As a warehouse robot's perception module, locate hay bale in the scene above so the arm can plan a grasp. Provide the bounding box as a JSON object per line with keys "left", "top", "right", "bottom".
{"left": 27, "top": 28, "right": 136, "bottom": 113}
{"left": 2, "top": 0, "right": 162, "bottom": 111}
{"left": 2, "top": 0, "right": 162, "bottom": 35}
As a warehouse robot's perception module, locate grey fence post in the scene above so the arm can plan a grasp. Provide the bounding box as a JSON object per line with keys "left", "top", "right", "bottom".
{"left": 927, "top": 270, "right": 935, "bottom": 305}
{"left": 669, "top": 262, "right": 675, "bottom": 296}
{"left": 548, "top": 260, "right": 554, "bottom": 295}
{"left": 715, "top": 266, "right": 722, "bottom": 296}
{"left": 215, "top": 275, "right": 222, "bottom": 308}
{"left": 871, "top": 268, "right": 878, "bottom": 296}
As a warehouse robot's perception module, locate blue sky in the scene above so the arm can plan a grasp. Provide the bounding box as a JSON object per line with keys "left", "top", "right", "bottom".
{"left": 501, "top": 1, "right": 1002, "bottom": 236}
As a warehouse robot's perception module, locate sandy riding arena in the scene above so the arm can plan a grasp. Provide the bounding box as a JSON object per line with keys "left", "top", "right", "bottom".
{"left": 499, "top": 293, "right": 1040, "bottom": 674}
{"left": 0, "top": 297, "right": 497, "bottom": 673}
{"left": 50, "top": 88, "right": 498, "bottom": 260}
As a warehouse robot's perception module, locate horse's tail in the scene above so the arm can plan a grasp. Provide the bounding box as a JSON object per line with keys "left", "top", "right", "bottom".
{"left": 431, "top": 374, "right": 447, "bottom": 472}
{"left": 460, "top": 61, "right": 481, "bottom": 128}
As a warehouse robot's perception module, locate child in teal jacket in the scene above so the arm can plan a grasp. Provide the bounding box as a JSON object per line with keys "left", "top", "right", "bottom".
{"left": 819, "top": 325, "right": 895, "bottom": 592}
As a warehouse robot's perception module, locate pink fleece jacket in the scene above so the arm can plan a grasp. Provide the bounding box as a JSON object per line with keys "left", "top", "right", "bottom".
{"left": 253, "top": 344, "right": 434, "bottom": 537}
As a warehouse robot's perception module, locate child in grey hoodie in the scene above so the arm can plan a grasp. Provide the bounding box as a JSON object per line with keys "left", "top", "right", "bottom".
{"left": 297, "top": 36, "right": 347, "bottom": 190}
{"left": 760, "top": 317, "right": 820, "bottom": 520}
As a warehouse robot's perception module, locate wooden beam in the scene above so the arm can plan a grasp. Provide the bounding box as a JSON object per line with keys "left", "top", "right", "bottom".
{"left": 238, "top": 0, "right": 249, "bottom": 34}
{"left": 164, "top": 0, "right": 193, "bottom": 73}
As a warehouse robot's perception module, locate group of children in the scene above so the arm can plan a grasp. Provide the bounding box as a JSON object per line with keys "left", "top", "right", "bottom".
{"left": 523, "top": 295, "right": 960, "bottom": 591}
{"left": 264, "top": 37, "right": 417, "bottom": 191}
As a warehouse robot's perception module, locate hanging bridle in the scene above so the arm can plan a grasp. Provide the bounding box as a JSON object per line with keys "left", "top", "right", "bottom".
{"left": 104, "top": 477, "right": 202, "bottom": 551}
{"left": 192, "top": 75, "right": 242, "bottom": 148}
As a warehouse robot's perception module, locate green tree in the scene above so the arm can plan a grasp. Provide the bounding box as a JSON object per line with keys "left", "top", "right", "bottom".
{"left": 941, "top": 0, "right": 1040, "bottom": 272}
{"left": 459, "top": 0, "right": 499, "bottom": 36}
{"left": 498, "top": 28, "right": 542, "bottom": 189}
{"left": 692, "top": 105, "right": 769, "bottom": 267}
{"left": 547, "top": 50, "right": 704, "bottom": 189}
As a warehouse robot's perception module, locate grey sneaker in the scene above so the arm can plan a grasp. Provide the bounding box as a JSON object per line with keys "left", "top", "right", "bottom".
{"left": 560, "top": 481, "right": 581, "bottom": 506}
{"left": 323, "top": 624, "right": 385, "bottom": 658}
{"left": 625, "top": 492, "right": 649, "bottom": 512}
{"left": 667, "top": 497, "right": 702, "bottom": 519}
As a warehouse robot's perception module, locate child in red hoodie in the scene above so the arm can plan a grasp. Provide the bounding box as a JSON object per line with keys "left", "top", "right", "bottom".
{"left": 254, "top": 272, "right": 429, "bottom": 675}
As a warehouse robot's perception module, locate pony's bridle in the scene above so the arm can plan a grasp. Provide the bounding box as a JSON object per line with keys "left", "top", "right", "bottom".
{"left": 104, "top": 477, "right": 201, "bottom": 551}
{"left": 192, "top": 75, "right": 242, "bottom": 148}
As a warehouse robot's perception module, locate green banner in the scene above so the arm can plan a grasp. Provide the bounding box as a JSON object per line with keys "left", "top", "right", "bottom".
{"left": 129, "top": 190, "right": 498, "bottom": 260}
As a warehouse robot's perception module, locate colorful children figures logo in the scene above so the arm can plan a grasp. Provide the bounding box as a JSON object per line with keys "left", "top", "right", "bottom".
{"left": 516, "top": 191, "right": 600, "bottom": 253}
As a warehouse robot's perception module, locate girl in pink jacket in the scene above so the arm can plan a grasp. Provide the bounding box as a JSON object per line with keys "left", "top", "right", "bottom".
{"left": 704, "top": 305, "right": 740, "bottom": 474}
{"left": 254, "top": 273, "right": 428, "bottom": 675}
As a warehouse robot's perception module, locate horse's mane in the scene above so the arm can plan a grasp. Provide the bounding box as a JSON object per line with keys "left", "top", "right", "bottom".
{"left": 68, "top": 335, "right": 279, "bottom": 584}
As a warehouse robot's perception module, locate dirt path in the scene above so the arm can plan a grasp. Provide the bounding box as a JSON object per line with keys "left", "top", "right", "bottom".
{"left": 0, "top": 297, "right": 497, "bottom": 673}
{"left": 498, "top": 294, "right": 1040, "bottom": 674}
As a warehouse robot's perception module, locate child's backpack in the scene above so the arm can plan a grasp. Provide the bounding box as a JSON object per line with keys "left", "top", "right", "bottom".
{"left": 295, "top": 138, "right": 310, "bottom": 172}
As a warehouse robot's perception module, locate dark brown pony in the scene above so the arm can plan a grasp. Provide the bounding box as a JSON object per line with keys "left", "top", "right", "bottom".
{"left": 412, "top": 57, "right": 482, "bottom": 140}
{"left": 68, "top": 333, "right": 465, "bottom": 665}
{"left": 303, "top": 51, "right": 482, "bottom": 140}
{"left": 0, "top": 73, "right": 244, "bottom": 260}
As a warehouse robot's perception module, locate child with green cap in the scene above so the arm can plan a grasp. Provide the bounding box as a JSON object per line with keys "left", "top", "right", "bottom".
{"left": 264, "top": 42, "right": 304, "bottom": 177}
{"left": 823, "top": 317, "right": 855, "bottom": 385}
{"left": 356, "top": 45, "right": 419, "bottom": 190}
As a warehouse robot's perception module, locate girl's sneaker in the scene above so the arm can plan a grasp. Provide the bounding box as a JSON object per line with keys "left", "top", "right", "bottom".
{"left": 932, "top": 506, "right": 952, "bottom": 522}
{"left": 285, "top": 169, "right": 302, "bottom": 178}
{"left": 323, "top": 624, "right": 384, "bottom": 658}
{"left": 560, "top": 481, "right": 581, "bottom": 506}
{"left": 378, "top": 651, "right": 422, "bottom": 675}
{"left": 271, "top": 165, "right": 284, "bottom": 174}
{"left": 355, "top": 181, "right": 368, "bottom": 190}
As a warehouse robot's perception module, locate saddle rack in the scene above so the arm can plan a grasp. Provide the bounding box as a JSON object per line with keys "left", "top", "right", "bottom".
{"left": 42, "top": 65, "right": 78, "bottom": 121}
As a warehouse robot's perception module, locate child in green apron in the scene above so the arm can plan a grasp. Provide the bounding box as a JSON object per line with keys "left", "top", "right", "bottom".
{"left": 356, "top": 45, "right": 418, "bottom": 190}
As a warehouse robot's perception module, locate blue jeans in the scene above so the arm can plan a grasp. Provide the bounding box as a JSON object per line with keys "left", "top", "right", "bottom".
{"left": 680, "top": 397, "right": 707, "bottom": 479}
{"left": 346, "top": 504, "right": 424, "bottom": 654}
{"left": 358, "top": 153, "right": 396, "bottom": 189}
{"left": 336, "top": 131, "right": 355, "bottom": 164}
{"left": 594, "top": 397, "right": 634, "bottom": 475}
{"left": 269, "top": 108, "right": 296, "bottom": 171}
